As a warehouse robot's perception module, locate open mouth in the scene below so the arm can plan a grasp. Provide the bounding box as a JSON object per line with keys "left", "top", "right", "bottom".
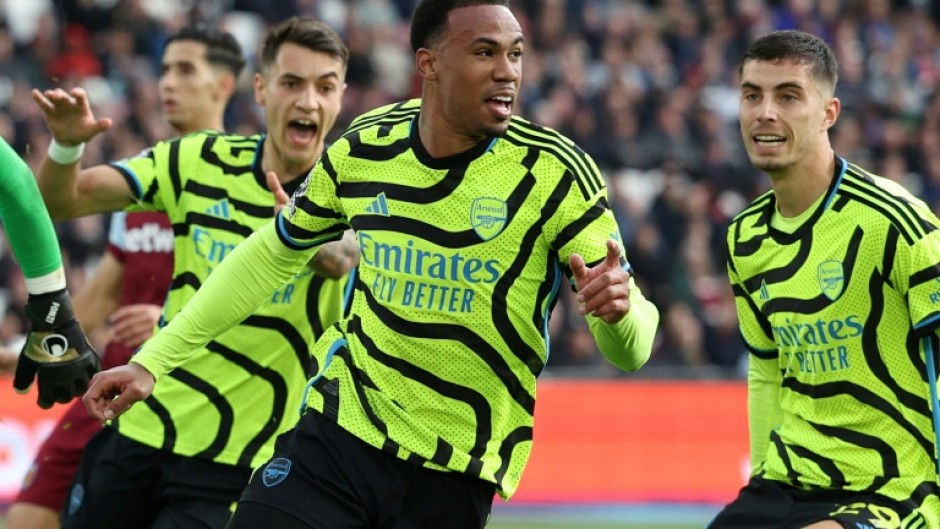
{"left": 754, "top": 134, "right": 785, "bottom": 147}
{"left": 288, "top": 119, "right": 319, "bottom": 144}
{"left": 486, "top": 96, "right": 513, "bottom": 119}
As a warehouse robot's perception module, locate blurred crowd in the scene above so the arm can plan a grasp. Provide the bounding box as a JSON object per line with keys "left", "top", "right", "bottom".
{"left": 2, "top": 0, "right": 940, "bottom": 378}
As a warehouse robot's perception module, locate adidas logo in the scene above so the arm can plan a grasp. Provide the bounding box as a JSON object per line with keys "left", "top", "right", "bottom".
{"left": 205, "top": 198, "right": 232, "bottom": 220}
{"left": 321, "top": 378, "right": 339, "bottom": 396}
{"left": 366, "top": 192, "right": 389, "bottom": 216}
{"left": 759, "top": 279, "right": 770, "bottom": 301}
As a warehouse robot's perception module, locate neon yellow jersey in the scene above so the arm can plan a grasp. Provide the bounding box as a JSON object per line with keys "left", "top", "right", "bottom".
{"left": 280, "top": 100, "right": 627, "bottom": 498}
{"left": 729, "top": 157, "right": 940, "bottom": 526}
{"left": 110, "top": 132, "right": 347, "bottom": 468}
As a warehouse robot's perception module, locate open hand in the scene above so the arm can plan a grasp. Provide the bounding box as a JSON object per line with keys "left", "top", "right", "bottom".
{"left": 31, "top": 87, "right": 112, "bottom": 145}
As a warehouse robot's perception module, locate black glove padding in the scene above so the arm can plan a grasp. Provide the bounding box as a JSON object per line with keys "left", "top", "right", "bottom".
{"left": 13, "top": 289, "right": 100, "bottom": 408}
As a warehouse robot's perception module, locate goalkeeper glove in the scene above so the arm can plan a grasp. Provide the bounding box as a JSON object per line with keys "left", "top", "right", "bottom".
{"left": 13, "top": 288, "right": 100, "bottom": 408}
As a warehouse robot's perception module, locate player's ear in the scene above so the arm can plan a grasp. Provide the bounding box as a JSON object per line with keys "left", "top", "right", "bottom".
{"left": 823, "top": 96, "right": 840, "bottom": 131}
{"left": 253, "top": 72, "right": 265, "bottom": 106}
{"left": 217, "top": 72, "right": 236, "bottom": 102}
{"left": 416, "top": 48, "right": 437, "bottom": 81}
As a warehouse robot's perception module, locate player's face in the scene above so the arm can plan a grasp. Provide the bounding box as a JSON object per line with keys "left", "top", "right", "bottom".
{"left": 738, "top": 58, "right": 838, "bottom": 175}
{"left": 255, "top": 42, "right": 346, "bottom": 172}
{"left": 432, "top": 5, "right": 523, "bottom": 139}
{"left": 159, "top": 40, "right": 227, "bottom": 134}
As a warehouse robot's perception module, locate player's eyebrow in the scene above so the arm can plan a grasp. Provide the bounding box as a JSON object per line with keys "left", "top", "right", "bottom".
{"left": 279, "top": 71, "right": 341, "bottom": 82}
{"left": 472, "top": 35, "right": 524, "bottom": 47}
{"left": 741, "top": 81, "right": 806, "bottom": 92}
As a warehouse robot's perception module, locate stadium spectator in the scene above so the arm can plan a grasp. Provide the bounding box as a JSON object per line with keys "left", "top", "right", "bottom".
{"left": 82, "top": 1, "right": 659, "bottom": 527}
{"left": 31, "top": 17, "right": 357, "bottom": 529}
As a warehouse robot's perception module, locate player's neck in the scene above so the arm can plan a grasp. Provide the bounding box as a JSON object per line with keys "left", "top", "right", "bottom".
{"left": 171, "top": 112, "right": 225, "bottom": 136}
{"left": 174, "top": 119, "right": 224, "bottom": 136}
{"left": 261, "top": 137, "right": 322, "bottom": 183}
{"left": 416, "top": 102, "right": 485, "bottom": 159}
{"left": 770, "top": 150, "right": 836, "bottom": 218}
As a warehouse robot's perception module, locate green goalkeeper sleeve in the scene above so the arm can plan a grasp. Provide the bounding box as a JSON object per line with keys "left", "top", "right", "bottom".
{"left": 0, "top": 138, "right": 63, "bottom": 281}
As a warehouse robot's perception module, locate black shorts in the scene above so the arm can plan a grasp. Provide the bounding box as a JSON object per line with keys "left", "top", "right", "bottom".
{"left": 226, "top": 410, "right": 496, "bottom": 529}
{"left": 61, "top": 426, "right": 252, "bottom": 529}
{"left": 708, "top": 476, "right": 925, "bottom": 529}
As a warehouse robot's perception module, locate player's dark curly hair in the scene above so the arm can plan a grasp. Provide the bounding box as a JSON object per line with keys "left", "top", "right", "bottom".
{"left": 740, "top": 30, "right": 838, "bottom": 91}
{"left": 409, "top": 0, "right": 511, "bottom": 53}
{"left": 259, "top": 17, "right": 349, "bottom": 74}
{"left": 166, "top": 25, "right": 246, "bottom": 78}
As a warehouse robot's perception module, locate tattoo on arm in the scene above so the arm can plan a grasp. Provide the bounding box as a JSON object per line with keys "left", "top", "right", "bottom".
{"left": 308, "top": 231, "right": 359, "bottom": 278}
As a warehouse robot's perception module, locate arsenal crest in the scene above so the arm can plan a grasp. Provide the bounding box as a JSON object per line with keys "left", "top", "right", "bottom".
{"left": 817, "top": 260, "right": 844, "bottom": 301}
{"left": 470, "top": 197, "right": 508, "bottom": 241}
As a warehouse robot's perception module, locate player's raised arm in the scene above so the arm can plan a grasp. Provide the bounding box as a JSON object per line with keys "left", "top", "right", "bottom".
{"left": 569, "top": 239, "right": 659, "bottom": 371}
{"left": 31, "top": 87, "right": 134, "bottom": 219}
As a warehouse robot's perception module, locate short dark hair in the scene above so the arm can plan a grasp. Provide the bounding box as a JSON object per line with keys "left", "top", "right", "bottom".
{"left": 740, "top": 30, "right": 838, "bottom": 91}
{"left": 259, "top": 17, "right": 348, "bottom": 74}
{"left": 165, "top": 25, "right": 246, "bottom": 78}
{"left": 409, "top": 0, "right": 510, "bottom": 53}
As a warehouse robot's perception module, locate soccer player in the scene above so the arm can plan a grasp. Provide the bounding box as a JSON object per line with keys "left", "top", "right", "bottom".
{"left": 32, "top": 17, "right": 357, "bottom": 529}
{"left": 709, "top": 30, "right": 940, "bottom": 529}
{"left": 0, "top": 137, "right": 98, "bottom": 407}
{"left": 84, "top": 1, "right": 660, "bottom": 528}
{"left": 6, "top": 26, "right": 245, "bottom": 529}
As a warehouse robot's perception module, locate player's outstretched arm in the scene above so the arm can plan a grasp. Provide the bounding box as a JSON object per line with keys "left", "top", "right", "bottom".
{"left": 83, "top": 221, "right": 314, "bottom": 420}
{"left": 569, "top": 239, "right": 659, "bottom": 371}
{"left": 31, "top": 87, "right": 132, "bottom": 220}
